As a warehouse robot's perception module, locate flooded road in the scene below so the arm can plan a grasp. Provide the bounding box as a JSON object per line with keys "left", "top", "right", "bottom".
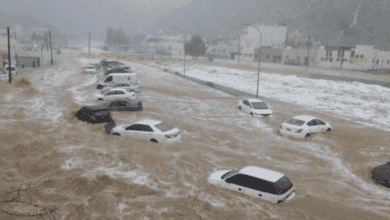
{"left": 0, "top": 50, "right": 389, "bottom": 219}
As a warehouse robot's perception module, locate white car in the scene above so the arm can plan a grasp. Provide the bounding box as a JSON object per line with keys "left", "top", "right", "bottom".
{"left": 4, "top": 65, "right": 17, "bottom": 75}
{"left": 279, "top": 115, "right": 332, "bottom": 138}
{"left": 208, "top": 166, "right": 295, "bottom": 203}
{"left": 238, "top": 99, "right": 273, "bottom": 117}
{"left": 108, "top": 120, "right": 181, "bottom": 143}
{"left": 85, "top": 65, "right": 97, "bottom": 74}
{"left": 101, "top": 83, "right": 141, "bottom": 93}
{"left": 94, "top": 88, "right": 135, "bottom": 101}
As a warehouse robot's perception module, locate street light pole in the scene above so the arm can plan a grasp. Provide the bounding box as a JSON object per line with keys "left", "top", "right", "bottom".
{"left": 173, "top": 27, "right": 186, "bottom": 76}
{"left": 241, "top": 23, "right": 262, "bottom": 99}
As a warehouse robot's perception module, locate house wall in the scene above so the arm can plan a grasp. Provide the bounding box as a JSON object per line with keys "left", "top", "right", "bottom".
{"left": 240, "top": 25, "right": 287, "bottom": 59}
{"left": 316, "top": 45, "right": 390, "bottom": 71}
{"left": 254, "top": 48, "right": 283, "bottom": 63}
{"left": 282, "top": 48, "right": 319, "bottom": 66}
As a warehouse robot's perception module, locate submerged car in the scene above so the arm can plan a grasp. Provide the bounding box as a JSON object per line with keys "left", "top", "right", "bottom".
{"left": 279, "top": 115, "right": 332, "bottom": 138}
{"left": 85, "top": 65, "right": 97, "bottom": 74}
{"left": 95, "top": 98, "right": 143, "bottom": 112}
{"left": 94, "top": 88, "right": 136, "bottom": 101}
{"left": 208, "top": 166, "right": 295, "bottom": 203}
{"left": 74, "top": 107, "right": 113, "bottom": 124}
{"left": 100, "top": 83, "right": 141, "bottom": 94}
{"left": 106, "top": 120, "right": 181, "bottom": 143}
{"left": 238, "top": 99, "right": 273, "bottom": 117}
{"left": 372, "top": 160, "right": 390, "bottom": 187}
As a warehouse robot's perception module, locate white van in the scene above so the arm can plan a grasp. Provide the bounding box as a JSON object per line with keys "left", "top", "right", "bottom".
{"left": 97, "top": 73, "right": 138, "bottom": 89}
{"left": 208, "top": 166, "right": 295, "bottom": 203}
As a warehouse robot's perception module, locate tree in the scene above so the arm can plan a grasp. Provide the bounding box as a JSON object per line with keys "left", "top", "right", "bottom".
{"left": 184, "top": 35, "right": 208, "bottom": 59}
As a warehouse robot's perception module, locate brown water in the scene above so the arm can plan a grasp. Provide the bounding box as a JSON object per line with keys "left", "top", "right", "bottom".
{"left": 0, "top": 50, "right": 389, "bottom": 219}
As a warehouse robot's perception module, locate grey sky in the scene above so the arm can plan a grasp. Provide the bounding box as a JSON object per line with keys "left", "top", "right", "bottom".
{"left": 2, "top": 0, "right": 302, "bottom": 40}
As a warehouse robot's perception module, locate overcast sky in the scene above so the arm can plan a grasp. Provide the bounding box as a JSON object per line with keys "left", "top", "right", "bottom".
{"left": 1, "top": 0, "right": 302, "bottom": 40}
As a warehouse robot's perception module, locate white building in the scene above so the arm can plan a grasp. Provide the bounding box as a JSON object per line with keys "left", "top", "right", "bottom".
{"left": 240, "top": 24, "right": 287, "bottom": 61}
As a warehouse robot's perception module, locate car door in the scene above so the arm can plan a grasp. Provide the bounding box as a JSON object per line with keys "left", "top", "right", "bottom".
{"left": 306, "top": 120, "right": 319, "bottom": 133}
{"left": 108, "top": 101, "right": 120, "bottom": 111}
{"left": 224, "top": 174, "right": 251, "bottom": 195}
{"left": 137, "top": 124, "right": 155, "bottom": 141}
{"left": 124, "top": 124, "right": 142, "bottom": 139}
{"left": 314, "top": 119, "right": 327, "bottom": 132}
{"left": 116, "top": 90, "right": 126, "bottom": 99}
{"left": 242, "top": 100, "right": 249, "bottom": 113}
{"left": 104, "top": 91, "right": 117, "bottom": 100}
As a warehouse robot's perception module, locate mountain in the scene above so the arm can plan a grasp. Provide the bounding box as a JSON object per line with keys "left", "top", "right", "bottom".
{"left": 150, "top": 0, "right": 390, "bottom": 49}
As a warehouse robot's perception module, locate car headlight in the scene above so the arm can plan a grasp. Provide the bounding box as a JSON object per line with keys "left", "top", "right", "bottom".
{"left": 296, "top": 129, "right": 303, "bottom": 133}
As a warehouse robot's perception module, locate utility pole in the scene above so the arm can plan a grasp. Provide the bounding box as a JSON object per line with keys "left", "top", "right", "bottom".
{"left": 7, "top": 27, "right": 11, "bottom": 83}
{"left": 89, "top": 31, "right": 91, "bottom": 55}
{"left": 45, "top": 32, "right": 49, "bottom": 51}
{"left": 14, "top": 29, "right": 16, "bottom": 40}
{"left": 238, "top": 35, "right": 240, "bottom": 65}
{"left": 49, "top": 31, "right": 53, "bottom": 65}
{"left": 306, "top": 36, "right": 311, "bottom": 69}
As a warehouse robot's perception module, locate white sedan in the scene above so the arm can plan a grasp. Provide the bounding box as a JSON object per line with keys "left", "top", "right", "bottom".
{"left": 85, "top": 65, "right": 97, "bottom": 74}
{"left": 208, "top": 166, "right": 295, "bottom": 203}
{"left": 94, "top": 88, "right": 136, "bottom": 101}
{"left": 238, "top": 99, "right": 273, "bottom": 117}
{"left": 279, "top": 115, "right": 332, "bottom": 138}
{"left": 108, "top": 120, "right": 181, "bottom": 143}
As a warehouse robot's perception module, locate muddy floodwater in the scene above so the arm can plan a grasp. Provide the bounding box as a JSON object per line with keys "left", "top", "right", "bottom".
{"left": 0, "top": 48, "right": 389, "bottom": 220}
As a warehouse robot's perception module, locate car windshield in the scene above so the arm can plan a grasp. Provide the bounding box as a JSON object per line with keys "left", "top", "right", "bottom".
{"left": 273, "top": 175, "right": 293, "bottom": 195}
{"left": 6, "top": 67, "right": 15, "bottom": 71}
{"left": 154, "top": 122, "right": 174, "bottom": 132}
{"left": 86, "top": 66, "right": 94, "bottom": 69}
{"left": 251, "top": 102, "right": 268, "bottom": 109}
{"left": 221, "top": 169, "right": 240, "bottom": 179}
{"left": 286, "top": 118, "right": 305, "bottom": 126}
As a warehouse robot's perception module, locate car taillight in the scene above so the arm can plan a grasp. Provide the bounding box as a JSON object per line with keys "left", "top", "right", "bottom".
{"left": 296, "top": 129, "right": 303, "bottom": 133}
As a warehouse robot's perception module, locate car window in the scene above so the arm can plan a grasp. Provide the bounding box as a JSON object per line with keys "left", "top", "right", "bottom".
{"left": 106, "top": 91, "right": 115, "bottom": 96}
{"left": 142, "top": 125, "right": 154, "bottom": 132}
{"left": 119, "top": 101, "right": 129, "bottom": 106}
{"left": 117, "top": 91, "right": 125, "bottom": 95}
{"left": 251, "top": 102, "right": 268, "bottom": 109}
{"left": 226, "top": 174, "right": 279, "bottom": 194}
{"left": 126, "top": 125, "right": 136, "bottom": 130}
{"left": 273, "top": 175, "right": 293, "bottom": 195}
{"left": 221, "top": 169, "right": 240, "bottom": 179}
{"left": 154, "top": 122, "right": 174, "bottom": 132}
{"left": 104, "top": 76, "right": 113, "bottom": 82}
{"left": 286, "top": 118, "right": 305, "bottom": 126}
{"left": 314, "top": 119, "right": 325, "bottom": 125}
{"left": 123, "top": 83, "right": 130, "bottom": 87}
{"left": 307, "top": 120, "right": 316, "bottom": 126}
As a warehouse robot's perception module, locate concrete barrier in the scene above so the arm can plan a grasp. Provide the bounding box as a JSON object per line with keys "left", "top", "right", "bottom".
{"left": 310, "top": 73, "right": 390, "bottom": 88}
{"left": 206, "top": 82, "right": 214, "bottom": 87}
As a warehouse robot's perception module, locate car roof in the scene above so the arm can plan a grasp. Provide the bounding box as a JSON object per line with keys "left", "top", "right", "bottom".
{"left": 246, "top": 98, "right": 264, "bottom": 103}
{"left": 134, "top": 120, "right": 162, "bottom": 126}
{"left": 109, "top": 88, "right": 127, "bottom": 92}
{"left": 239, "top": 166, "right": 284, "bottom": 182}
{"left": 292, "top": 115, "right": 317, "bottom": 121}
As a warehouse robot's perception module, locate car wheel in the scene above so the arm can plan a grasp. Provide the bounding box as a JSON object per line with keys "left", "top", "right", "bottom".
{"left": 238, "top": 106, "right": 242, "bottom": 111}
{"left": 130, "top": 90, "right": 135, "bottom": 93}
{"left": 327, "top": 127, "right": 331, "bottom": 131}
{"left": 138, "top": 102, "right": 143, "bottom": 110}
{"left": 150, "top": 139, "right": 158, "bottom": 143}
{"left": 305, "top": 133, "right": 310, "bottom": 138}
{"left": 112, "top": 133, "right": 121, "bottom": 136}
{"left": 250, "top": 112, "right": 254, "bottom": 117}
{"left": 97, "top": 85, "right": 102, "bottom": 89}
